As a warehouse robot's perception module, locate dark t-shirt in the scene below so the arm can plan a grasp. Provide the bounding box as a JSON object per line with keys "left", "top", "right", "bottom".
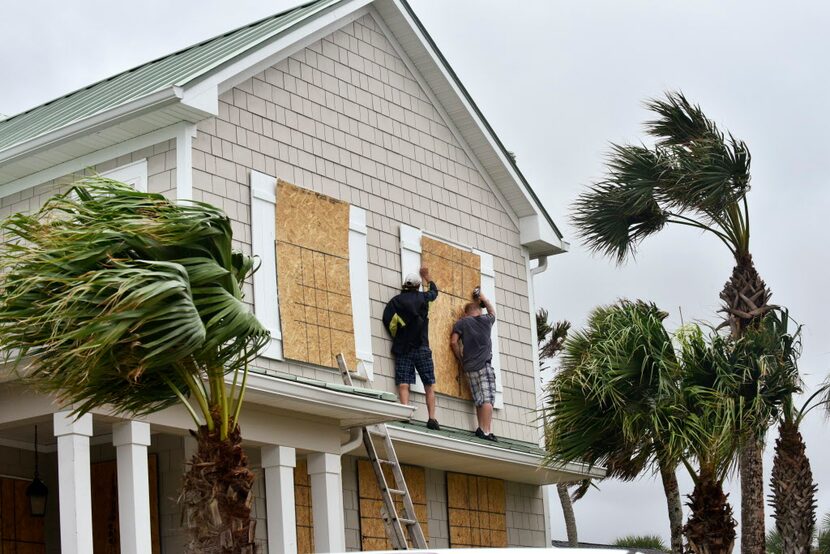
{"left": 452, "top": 313, "right": 495, "bottom": 372}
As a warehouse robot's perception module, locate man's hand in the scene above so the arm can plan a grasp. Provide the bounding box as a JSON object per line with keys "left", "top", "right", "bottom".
{"left": 477, "top": 292, "right": 496, "bottom": 318}
{"left": 450, "top": 332, "right": 462, "bottom": 361}
{"left": 419, "top": 266, "right": 430, "bottom": 282}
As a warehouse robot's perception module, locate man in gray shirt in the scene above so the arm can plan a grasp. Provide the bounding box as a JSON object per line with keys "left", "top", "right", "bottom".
{"left": 450, "top": 291, "right": 497, "bottom": 441}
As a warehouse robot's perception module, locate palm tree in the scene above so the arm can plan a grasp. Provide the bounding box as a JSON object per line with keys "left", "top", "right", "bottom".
{"left": 543, "top": 301, "right": 685, "bottom": 553}
{"left": 537, "top": 310, "right": 581, "bottom": 546}
{"left": 572, "top": 91, "right": 782, "bottom": 552}
{"left": 0, "top": 178, "right": 269, "bottom": 553}
{"left": 613, "top": 534, "right": 669, "bottom": 552}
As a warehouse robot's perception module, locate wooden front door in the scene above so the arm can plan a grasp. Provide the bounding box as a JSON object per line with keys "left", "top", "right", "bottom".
{"left": 91, "top": 455, "right": 161, "bottom": 554}
{"left": 0, "top": 476, "right": 46, "bottom": 553}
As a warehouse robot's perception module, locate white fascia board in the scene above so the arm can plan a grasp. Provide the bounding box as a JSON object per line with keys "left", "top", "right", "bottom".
{"left": 386, "top": 423, "right": 606, "bottom": 483}
{"left": 241, "top": 372, "right": 414, "bottom": 427}
{"left": 0, "top": 122, "right": 191, "bottom": 201}
{"left": 0, "top": 87, "right": 183, "bottom": 167}
{"left": 181, "top": 0, "right": 373, "bottom": 104}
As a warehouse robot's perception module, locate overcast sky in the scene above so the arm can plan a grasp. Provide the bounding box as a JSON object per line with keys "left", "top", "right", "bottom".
{"left": 3, "top": 0, "right": 829, "bottom": 549}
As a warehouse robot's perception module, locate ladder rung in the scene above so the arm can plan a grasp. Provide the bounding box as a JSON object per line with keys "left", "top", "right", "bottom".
{"left": 386, "top": 487, "right": 405, "bottom": 496}
{"left": 367, "top": 427, "right": 387, "bottom": 437}
{"left": 397, "top": 517, "right": 417, "bottom": 525}
{"left": 377, "top": 459, "right": 396, "bottom": 466}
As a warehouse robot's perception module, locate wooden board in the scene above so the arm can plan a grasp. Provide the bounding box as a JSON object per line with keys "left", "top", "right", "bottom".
{"left": 294, "top": 459, "right": 314, "bottom": 554}
{"left": 90, "top": 455, "right": 161, "bottom": 554}
{"left": 275, "top": 180, "right": 357, "bottom": 369}
{"left": 420, "top": 236, "right": 480, "bottom": 399}
{"left": 0, "top": 477, "right": 46, "bottom": 553}
{"left": 356, "top": 459, "right": 429, "bottom": 550}
{"left": 446, "top": 472, "right": 507, "bottom": 548}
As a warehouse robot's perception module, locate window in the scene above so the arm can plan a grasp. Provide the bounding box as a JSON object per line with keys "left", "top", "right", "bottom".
{"left": 357, "top": 459, "right": 428, "bottom": 550}
{"left": 249, "top": 171, "right": 374, "bottom": 377}
{"left": 446, "top": 472, "right": 507, "bottom": 548}
{"left": 398, "top": 225, "right": 503, "bottom": 407}
{"left": 101, "top": 159, "right": 148, "bottom": 192}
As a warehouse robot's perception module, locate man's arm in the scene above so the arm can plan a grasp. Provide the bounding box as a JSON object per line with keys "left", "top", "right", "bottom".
{"left": 478, "top": 292, "right": 496, "bottom": 319}
{"left": 420, "top": 266, "right": 438, "bottom": 301}
{"left": 450, "top": 332, "right": 463, "bottom": 361}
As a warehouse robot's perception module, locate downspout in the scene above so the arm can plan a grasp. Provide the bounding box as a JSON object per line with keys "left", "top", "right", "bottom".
{"left": 528, "top": 255, "right": 552, "bottom": 547}
{"left": 340, "top": 427, "right": 364, "bottom": 454}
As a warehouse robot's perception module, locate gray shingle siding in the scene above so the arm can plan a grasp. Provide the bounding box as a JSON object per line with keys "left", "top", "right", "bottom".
{"left": 193, "top": 13, "right": 540, "bottom": 443}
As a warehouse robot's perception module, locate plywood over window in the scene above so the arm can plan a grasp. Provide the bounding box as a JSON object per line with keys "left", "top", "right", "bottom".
{"left": 420, "top": 236, "right": 480, "bottom": 399}
{"left": 294, "top": 459, "right": 314, "bottom": 554}
{"left": 0, "top": 476, "right": 46, "bottom": 553}
{"left": 446, "top": 472, "right": 507, "bottom": 548}
{"left": 356, "top": 459, "right": 428, "bottom": 550}
{"left": 276, "top": 180, "right": 356, "bottom": 369}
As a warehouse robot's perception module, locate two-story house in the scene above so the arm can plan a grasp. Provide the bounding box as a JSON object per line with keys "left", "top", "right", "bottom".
{"left": 0, "top": 0, "right": 601, "bottom": 552}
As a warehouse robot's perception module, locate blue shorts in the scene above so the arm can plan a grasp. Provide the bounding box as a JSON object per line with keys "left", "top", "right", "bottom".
{"left": 394, "top": 346, "right": 436, "bottom": 386}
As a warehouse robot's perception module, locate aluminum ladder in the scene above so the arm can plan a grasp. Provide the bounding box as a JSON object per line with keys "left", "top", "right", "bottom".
{"left": 336, "top": 353, "right": 428, "bottom": 550}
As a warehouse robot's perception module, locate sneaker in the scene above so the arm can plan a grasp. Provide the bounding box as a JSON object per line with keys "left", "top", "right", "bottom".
{"left": 426, "top": 418, "right": 441, "bottom": 431}
{"left": 474, "top": 427, "right": 487, "bottom": 439}
{"left": 486, "top": 433, "right": 498, "bottom": 442}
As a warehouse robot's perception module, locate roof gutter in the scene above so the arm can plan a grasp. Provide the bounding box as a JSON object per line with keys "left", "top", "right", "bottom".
{"left": 0, "top": 87, "right": 183, "bottom": 167}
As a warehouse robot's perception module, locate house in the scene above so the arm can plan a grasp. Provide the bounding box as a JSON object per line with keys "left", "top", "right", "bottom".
{"left": 0, "top": 0, "right": 602, "bottom": 552}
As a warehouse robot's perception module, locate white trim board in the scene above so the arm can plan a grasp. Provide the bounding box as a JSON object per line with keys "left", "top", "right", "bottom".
{"left": 349, "top": 205, "right": 374, "bottom": 379}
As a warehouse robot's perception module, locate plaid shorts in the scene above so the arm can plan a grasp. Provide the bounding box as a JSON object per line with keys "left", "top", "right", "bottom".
{"left": 394, "top": 346, "right": 436, "bottom": 386}
{"left": 466, "top": 362, "right": 496, "bottom": 407}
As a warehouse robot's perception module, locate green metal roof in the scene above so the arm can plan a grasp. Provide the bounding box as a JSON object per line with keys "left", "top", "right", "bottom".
{"left": 389, "top": 420, "right": 546, "bottom": 457}
{"left": 262, "top": 368, "right": 399, "bottom": 402}
{"left": 0, "top": 0, "right": 340, "bottom": 153}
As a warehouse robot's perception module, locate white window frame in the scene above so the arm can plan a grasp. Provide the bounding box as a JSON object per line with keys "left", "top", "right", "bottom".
{"left": 101, "top": 159, "right": 148, "bottom": 192}
{"left": 398, "top": 224, "right": 504, "bottom": 408}
{"left": 249, "top": 170, "right": 373, "bottom": 378}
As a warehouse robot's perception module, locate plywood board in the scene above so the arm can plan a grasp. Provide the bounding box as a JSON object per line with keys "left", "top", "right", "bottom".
{"left": 420, "top": 236, "right": 480, "bottom": 400}
{"left": 356, "top": 460, "right": 429, "bottom": 550}
{"left": 294, "top": 459, "right": 314, "bottom": 554}
{"left": 446, "top": 472, "right": 507, "bottom": 548}
{"left": 275, "top": 180, "right": 356, "bottom": 369}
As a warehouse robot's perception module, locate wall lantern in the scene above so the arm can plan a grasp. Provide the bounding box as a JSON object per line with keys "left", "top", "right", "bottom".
{"left": 26, "top": 424, "right": 48, "bottom": 517}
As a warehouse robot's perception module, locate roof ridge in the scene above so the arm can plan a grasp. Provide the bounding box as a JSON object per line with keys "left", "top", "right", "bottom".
{"left": 0, "top": 0, "right": 325, "bottom": 126}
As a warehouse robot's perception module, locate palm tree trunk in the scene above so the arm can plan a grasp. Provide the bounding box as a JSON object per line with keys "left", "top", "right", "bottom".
{"left": 770, "top": 419, "right": 816, "bottom": 554}
{"left": 721, "top": 253, "right": 772, "bottom": 554}
{"left": 658, "top": 463, "right": 684, "bottom": 554}
{"left": 740, "top": 437, "right": 766, "bottom": 554}
{"left": 683, "top": 466, "right": 736, "bottom": 554}
{"left": 180, "top": 418, "right": 257, "bottom": 554}
{"left": 556, "top": 483, "right": 578, "bottom": 547}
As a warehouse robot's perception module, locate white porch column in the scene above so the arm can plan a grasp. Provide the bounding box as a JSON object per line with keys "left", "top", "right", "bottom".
{"left": 113, "top": 420, "right": 152, "bottom": 554}
{"left": 262, "top": 445, "right": 297, "bottom": 554}
{"left": 307, "top": 452, "right": 345, "bottom": 553}
{"left": 53, "top": 411, "right": 93, "bottom": 554}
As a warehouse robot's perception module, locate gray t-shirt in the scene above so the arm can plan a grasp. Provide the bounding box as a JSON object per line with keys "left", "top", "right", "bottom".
{"left": 452, "top": 313, "right": 496, "bottom": 372}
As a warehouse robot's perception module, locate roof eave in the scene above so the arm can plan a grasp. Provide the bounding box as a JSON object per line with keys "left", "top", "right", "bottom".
{"left": 0, "top": 87, "right": 186, "bottom": 167}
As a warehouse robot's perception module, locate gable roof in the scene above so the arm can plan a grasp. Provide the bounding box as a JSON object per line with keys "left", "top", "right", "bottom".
{"left": 0, "top": 0, "right": 339, "bottom": 154}
{"left": 0, "top": 0, "right": 565, "bottom": 255}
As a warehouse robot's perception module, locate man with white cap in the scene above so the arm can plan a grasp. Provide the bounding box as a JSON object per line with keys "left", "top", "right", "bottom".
{"left": 382, "top": 266, "right": 440, "bottom": 430}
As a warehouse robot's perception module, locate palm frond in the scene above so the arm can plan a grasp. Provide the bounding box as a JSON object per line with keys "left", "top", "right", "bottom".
{"left": 0, "top": 178, "right": 269, "bottom": 435}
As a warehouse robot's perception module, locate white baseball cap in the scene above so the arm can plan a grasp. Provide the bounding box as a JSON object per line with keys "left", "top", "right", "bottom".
{"left": 403, "top": 273, "right": 421, "bottom": 288}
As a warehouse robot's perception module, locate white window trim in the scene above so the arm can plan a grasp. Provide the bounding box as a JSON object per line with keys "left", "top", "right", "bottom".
{"left": 398, "top": 224, "right": 503, "bottom": 408}
{"left": 249, "top": 171, "right": 373, "bottom": 376}
{"left": 349, "top": 206, "right": 374, "bottom": 380}
{"left": 250, "top": 170, "right": 283, "bottom": 361}
{"left": 101, "top": 159, "right": 148, "bottom": 192}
